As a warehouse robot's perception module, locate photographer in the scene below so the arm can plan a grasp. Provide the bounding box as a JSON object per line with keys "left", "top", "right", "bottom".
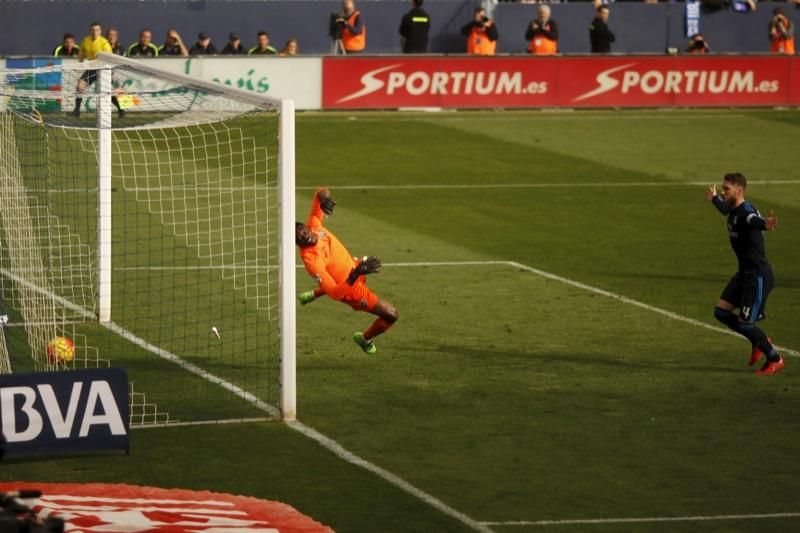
{"left": 686, "top": 33, "right": 710, "bottom": 54}
{"left": 329, "top": 0, "right": 366, "bottom": 53}
{"left": 525, "top": 5, "right": 558, "bottom": 55}
{"left": 769, "top": 8, "right": 795, "bottom": 55}
{"left": 461, "top": 7, "right": 498, "bottom": 55}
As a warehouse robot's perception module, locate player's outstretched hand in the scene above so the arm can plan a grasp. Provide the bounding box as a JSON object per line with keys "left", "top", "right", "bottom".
{"left": 766, "top": 210, "right": 778, "bottom": 230}
{"left": 705, "top": 184, "right": 717, "bottom": 202}
{"left": 317, "top": 189, "right": 336, "bottom": 215}
{"left": 357, "top": 256, "right": 382, "bottom": 275}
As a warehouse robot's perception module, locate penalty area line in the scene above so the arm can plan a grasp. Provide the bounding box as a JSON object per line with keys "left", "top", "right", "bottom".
{"left": 506, "top": 261, "right": 800, "bottom": 358}
{"left": 0, "top": 265, "right": 493, "bottom": 533}
{"left": 481, "top": 511, "right": 800, "bottom": 527}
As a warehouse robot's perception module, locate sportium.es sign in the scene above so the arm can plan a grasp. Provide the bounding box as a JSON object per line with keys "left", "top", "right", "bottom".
{"left": 0, "top": 368, "right": 129, "bottom": 456}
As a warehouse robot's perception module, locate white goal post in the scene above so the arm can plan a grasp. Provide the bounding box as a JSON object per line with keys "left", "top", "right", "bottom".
{"left": 96, "top": 53, "right": 297, "bottom": 421}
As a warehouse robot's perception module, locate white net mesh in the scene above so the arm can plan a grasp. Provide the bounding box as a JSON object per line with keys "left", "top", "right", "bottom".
{"left": 0, "top": 57, "right": 285, "bottom": 424}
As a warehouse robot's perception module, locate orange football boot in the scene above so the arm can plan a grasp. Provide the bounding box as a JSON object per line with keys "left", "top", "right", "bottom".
{"left": 755, "top": 357, "right": 785, "bottom": 376}
{"left": 748, "top": 337, "right": 772, "bottom": 366}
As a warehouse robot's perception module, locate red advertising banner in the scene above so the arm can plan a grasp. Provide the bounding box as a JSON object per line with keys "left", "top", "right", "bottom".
{"left": 322, "top": 56, "right": 799, "bottom": 109}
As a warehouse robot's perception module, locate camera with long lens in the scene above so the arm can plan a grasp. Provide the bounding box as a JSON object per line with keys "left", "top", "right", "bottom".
{"left": 0, "top": 491, "right": 65, "bottom": 533}
{"left": 329, "top": 12, "right": 346, "bottom": 39}
{"left": 0, "top": 433, "right": 64, "bottom": 532}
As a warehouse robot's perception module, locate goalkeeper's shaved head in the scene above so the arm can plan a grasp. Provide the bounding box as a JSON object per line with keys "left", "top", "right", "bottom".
{"left": 295, "top": 222, "right": 317, "bottom": 247}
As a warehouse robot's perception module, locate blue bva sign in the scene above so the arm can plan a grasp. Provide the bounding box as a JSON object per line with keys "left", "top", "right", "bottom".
{"left": 0, "top": 368, "right": 129, "bottom": 456}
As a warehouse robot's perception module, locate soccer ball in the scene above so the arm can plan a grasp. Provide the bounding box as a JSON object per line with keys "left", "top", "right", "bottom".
{"left": 47, "top": 336, "right": 75, "bottom": 364}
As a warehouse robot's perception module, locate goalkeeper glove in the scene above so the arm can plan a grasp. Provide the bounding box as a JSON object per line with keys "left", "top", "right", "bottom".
{"left": 348, "top": 256, "right": 381, "bottom": 285}
{"left": 320, "top": 196, "right": 336, "bottom": 216}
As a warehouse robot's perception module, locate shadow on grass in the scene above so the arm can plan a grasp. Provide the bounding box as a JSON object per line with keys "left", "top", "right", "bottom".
{"left": 417, "top": 343, "right": 743, "bottom": 375}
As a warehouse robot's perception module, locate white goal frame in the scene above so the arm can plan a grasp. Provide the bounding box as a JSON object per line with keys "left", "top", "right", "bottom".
{"left": 94, "top": 53, "right": 297, "bottom": 420}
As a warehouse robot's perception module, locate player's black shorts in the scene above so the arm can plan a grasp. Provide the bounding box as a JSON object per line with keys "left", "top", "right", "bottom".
{"left": 720, "top": 268, "right": 774, "bottom": 323}
{"left": 79, "top": 69, "right": 98, "bottom": 85}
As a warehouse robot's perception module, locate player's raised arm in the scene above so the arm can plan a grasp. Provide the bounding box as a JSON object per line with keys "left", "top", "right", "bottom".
{"left": 306, "top": 188, "right": 336, "bottom": 228}
{"left": 707, "top": 184, "right": 729, "bottom": 214}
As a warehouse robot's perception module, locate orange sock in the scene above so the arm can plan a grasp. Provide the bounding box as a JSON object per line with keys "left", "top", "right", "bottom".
{"left": 364, "top": 318, "right": 393, "bottom": 340}
{"left": 313, "top": 287, "right": 325, "bottom": 298}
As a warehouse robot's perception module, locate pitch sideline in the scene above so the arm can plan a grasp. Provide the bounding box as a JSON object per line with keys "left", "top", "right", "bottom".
{"left": 481, "top": 512, "right": 800, "bottom": 527}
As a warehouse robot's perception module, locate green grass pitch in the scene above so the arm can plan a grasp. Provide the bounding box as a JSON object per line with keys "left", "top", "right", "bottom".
{"left": 3, "top": 109, "right": 800, "bottom": 532}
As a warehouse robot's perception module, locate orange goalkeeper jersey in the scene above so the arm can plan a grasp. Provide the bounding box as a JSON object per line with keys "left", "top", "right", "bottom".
{"left": 299, "top": 190, "right": 358, "bottom": 300}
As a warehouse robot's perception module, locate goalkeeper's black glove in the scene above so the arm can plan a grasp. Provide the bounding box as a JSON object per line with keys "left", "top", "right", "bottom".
{"left": 320, "top": 196, "right": 336, "bottom": 216}
{"left": 348, "top": 256, "right": 381, "bottom": 285}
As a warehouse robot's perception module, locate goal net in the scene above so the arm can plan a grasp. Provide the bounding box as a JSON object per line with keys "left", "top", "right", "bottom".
{"left": 0, "top": 54, "right": 296, "bottom": 424}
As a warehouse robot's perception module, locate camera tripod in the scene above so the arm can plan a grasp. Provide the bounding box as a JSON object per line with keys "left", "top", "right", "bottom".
{"left": 331, "top": 38, "right": 347, "bottom": 55}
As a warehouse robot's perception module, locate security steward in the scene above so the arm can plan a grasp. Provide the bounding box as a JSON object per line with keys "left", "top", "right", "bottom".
{"left": 399, "top": 0, "right": 430, "bottom": 54}
{"left": 526, "top": 5, "right": 558, "bottom": 55}
{"left": 589, "top": 5, "right": 615, "bottom": 54}
{"left": 461, "top": 7, "right": 498, "bottom": 55}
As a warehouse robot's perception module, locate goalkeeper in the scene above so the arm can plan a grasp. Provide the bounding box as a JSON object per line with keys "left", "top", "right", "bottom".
{"left": 296, "top": 188, "right": 398, "bottom": 354}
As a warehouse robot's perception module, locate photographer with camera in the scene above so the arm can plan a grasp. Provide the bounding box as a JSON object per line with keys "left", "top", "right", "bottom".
{"left": 525, "top": 4, "right": 558, "bottom": 55}
{"left": 769, "top": 8, "right": 795, "bottom": 55}
{"left": 329, "top": 0, "right": 366, "bottom": 54}
{"left": 461, "top": 7, "right": 498, "bottom": 55}
{"left": 686, "top": 33, "right": 710, "bottom": 54}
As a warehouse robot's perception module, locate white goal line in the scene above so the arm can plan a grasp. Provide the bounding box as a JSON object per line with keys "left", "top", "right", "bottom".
{"left": 482, "top": 512, "right": 800, "bottom": 527}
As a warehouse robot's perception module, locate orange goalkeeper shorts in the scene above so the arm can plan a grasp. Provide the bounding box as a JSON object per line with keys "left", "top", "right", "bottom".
{"left": 340, "top": 277, "right": 379, "bottom": 312}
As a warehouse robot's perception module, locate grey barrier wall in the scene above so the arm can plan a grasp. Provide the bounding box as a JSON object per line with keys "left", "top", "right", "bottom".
{"left": 0, "top": 1, "right": 797, "bottom": 56}
{"left": 0, "top": 0, "right": 479, "bottom": 56}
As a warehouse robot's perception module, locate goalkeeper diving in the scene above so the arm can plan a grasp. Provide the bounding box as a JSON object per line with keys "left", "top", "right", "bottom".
{"left": 296, "top": 188, "right": 398, "bottom": 354}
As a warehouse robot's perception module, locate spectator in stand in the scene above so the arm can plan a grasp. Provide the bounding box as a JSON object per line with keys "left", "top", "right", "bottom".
{"left": 334, "top": 0, "right": 366, "bottom": 53}
{"left": 769, "top": 8, "right": 795, "bottom": 54}
{"left": 53, "top": 33, "right": 79, "bottom": 57}
{"left": 190, "top": 32, "right": 217, "bottom": 55}
{"left": 248, "top": 31, "right": 277, "bottom": 55}
{"left": 731, "top": 0, "right": 757, "bottom": 13}
{"left": 686, "top": 33, "right": 710, "bottom": 54}
{"left": 399, "top": 0, "right": 430, "bottom": 54}
{"left": 280, "top": 38, "right": 299, "bottom": 56}
{"left": 461, "top": 7, "right": 498, "bottom": 55}
{"left": 221, "top": 32, "right": 246, "bottom": 55}
{"left": 127, "top": 28, "right": 159, "bottom": 57}
{"left": 160, "top": 29, "right": 189, "bottom": 56}
{"left": 106, "top": 27, "right": 124, "bottom": 55}
{"left": 526, "top": 5, "right": 558, "bottom": 55}
{"left": 589, "top": 5, "right": 615, "bottom": 54}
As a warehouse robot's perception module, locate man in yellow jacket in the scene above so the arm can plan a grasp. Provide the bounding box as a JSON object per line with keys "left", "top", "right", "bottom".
{"left": 72, "top": 21, "right": 124, "bottom": 118}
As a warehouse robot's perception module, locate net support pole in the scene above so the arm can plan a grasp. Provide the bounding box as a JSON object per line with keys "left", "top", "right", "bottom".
{"left": 96, "top": 68, "right": 113, "bottom": 323}
{"left": 278, "top": 99, "right": 297, "bottom": 421}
